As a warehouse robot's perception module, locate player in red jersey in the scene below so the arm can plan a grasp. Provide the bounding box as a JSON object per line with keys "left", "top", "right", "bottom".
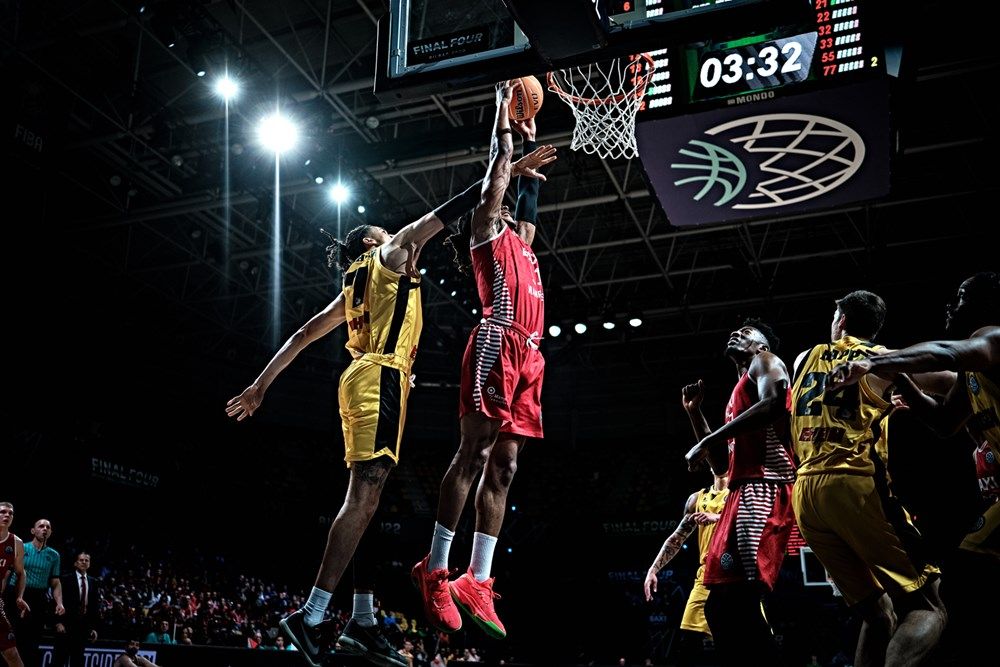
{"left": 683, "top": 319, "right": 797, "bottom": 666}
{"left": 0, "top": 502, "right": 30, "bottom": 667}
{"left": 413, "top": 81, "right": 555, "bottom": 640}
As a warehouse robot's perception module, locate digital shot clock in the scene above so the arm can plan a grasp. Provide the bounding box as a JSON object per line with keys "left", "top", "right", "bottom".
{"left": 690, "top": 32, "right": 817, "bottom": 101}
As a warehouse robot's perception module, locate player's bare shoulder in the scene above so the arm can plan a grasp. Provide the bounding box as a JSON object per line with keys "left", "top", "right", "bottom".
{"left": 751, "top": 350, "right": 789, "bottom": 377}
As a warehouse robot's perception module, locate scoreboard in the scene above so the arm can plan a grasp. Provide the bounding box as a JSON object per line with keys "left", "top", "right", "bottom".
{"left": 638, "top": 0, "right": 884, "bottom": 116}
{"left": 631, "top": 0, "right": 893, "bottom": 226}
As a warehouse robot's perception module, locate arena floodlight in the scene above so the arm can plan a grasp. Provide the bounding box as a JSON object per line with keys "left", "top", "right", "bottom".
{"left": 214, "top": 76, "right": 238, "bottom": 100}
{"left": 328, "top": 183, "right": 350, "bottom": 204}
{"left": 257, "top": 114, "right": 299, "bottom": 154}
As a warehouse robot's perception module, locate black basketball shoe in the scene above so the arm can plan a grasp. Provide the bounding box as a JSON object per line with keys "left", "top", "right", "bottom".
{"left": 335, "top": 619, "right": 408, "bottom": 667}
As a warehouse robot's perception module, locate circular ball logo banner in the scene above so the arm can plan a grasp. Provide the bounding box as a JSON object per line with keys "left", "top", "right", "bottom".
{"left": 636, "top": 79, "right": 890, "bottom": 226}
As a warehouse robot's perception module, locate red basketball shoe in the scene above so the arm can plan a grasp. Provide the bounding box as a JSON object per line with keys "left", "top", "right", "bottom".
{"left": 449, "top": 569, "right": 506, "bottom": 639}
{"left": 411, "top": 554, "right": 462, "bottom": 633}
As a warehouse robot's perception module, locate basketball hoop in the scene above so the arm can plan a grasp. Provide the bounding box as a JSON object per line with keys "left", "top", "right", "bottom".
{"left": 547, "top": 53, "right": 655, "bottom": 160}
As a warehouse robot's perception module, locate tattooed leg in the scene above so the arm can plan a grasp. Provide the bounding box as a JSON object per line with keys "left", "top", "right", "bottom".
{"left": 313, "top": 457, "right": 394, "bottom": 591}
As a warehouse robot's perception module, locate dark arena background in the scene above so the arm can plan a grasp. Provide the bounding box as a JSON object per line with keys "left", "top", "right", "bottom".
{"left": 3, "top": 1, "right": 996, "bottom": 666}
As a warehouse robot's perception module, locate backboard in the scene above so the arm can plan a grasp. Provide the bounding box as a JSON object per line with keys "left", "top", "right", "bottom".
{"left": 374, "top": 0, "right": 810, "bottom": 101}
{"left": 374, "top": 0, "right": 895, "bottom": 230}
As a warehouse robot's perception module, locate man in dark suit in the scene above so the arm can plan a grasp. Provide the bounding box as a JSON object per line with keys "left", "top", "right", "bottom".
{"left": 53, "top": 552, "right": 100, "bottom": 667}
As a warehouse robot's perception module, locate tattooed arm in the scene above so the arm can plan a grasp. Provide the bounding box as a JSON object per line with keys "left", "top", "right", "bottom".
{"left": 644, "top": 492, "right": 699, "bottom": 601}
{"left": 470, "top": 81, "right": 515, "bottom": 245}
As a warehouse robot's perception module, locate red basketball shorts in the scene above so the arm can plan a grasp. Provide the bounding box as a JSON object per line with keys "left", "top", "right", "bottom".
{"left": 460, "top": 321, "right": 544, "bottom": 438}
{"left": 704, "top": 479, "right": 795, "bottom": 590}
{"left": 0, "top": 597, "right": 16, "bottom": 651}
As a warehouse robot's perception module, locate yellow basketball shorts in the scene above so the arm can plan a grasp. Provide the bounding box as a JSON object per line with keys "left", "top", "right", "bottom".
{"left": 680, "top": 577, "right": 711, "bottom": 637}
{"left": 960, "top": 500, "right": 1000, "bottom": 557}
{"left": 338, "top": 358, "right": 411, "bottom": 467}
{"left": 793, "top": 473, "right": 939, "bottom": 606}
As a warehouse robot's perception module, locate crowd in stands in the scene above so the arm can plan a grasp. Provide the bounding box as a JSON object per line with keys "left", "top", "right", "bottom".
{"left": 13, "top": 533, "right": 492, "bottom": 665}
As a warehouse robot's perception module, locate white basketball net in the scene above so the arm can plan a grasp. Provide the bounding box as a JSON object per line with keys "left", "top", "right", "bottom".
{"left": 547, "top": 54, "right": 654, "bottom": 160}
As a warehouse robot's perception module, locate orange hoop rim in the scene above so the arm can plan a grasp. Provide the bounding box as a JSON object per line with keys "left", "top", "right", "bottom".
{"left": 546, "top": 53, "right": 655, "bottom": 107}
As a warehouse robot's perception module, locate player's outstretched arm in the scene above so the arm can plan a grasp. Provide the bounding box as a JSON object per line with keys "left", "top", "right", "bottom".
{"left": 829, "top": 326, "right": 1000, "bottom": 390}
{"left": 384, "top": 141, "right": 556, "bottom": 268}
{"left": 892, "top": 371, "right": 974, "bottom": 436}
{"left": 644, "top": 492, "right": 699, "bottom": 601}
{"left": 226, "top": 293, "right": 347, "bottom": 421}
{"left": 470, "top": 81, "right": 516, "bottom": 245}
{"left": 510, "top": 117, "right": 557, "bottom": 246}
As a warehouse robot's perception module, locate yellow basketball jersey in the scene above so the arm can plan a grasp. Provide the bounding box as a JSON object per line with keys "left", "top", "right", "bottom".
{"left": 694, "top": 486, "right": 729, "bottom": 584}
{"left": 966, "top": 370, "right": 1000, "bottom": 449}
{"left": 792, "top": 336, "right": 892, "bottom": 476}
{"left": 342, "top": 248, "right": 422, "bottom": 371}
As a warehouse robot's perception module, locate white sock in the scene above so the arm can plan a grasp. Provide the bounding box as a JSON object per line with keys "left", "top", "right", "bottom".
{"left": 429, "top": 522, "right": 455, "bottom": 572}
{"left": 352, "top": 593, "right": 376, "bottom": 627}
{"left": 303, "top": 586, "right": 332, "bottom": 627}
{"left": 470, "top": 532, "right": 498, "bottom": 582}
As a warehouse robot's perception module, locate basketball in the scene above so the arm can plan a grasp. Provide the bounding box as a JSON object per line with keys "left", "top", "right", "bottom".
{"left": 509, "top": 75, "right": 544, "bottom": 121}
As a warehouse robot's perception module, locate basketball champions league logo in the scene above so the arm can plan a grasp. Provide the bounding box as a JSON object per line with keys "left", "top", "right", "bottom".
{"left": 635, "top": 79, "right": 891, "bottom": 226}
{"left": 671, "top": 113, "right": 866, "bottom": 210}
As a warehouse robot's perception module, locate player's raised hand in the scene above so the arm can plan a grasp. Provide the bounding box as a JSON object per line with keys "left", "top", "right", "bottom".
{"left": 511, "top": 117, "right": 537, "bottom": 140}
{"left": 512, "top": 144, "right": 557, "bottom": 181}
{"left": 681, "top": 379, "right": 705, "bottom": 413}
{"left": 496, "top": 80, "right": 515, "bottom": 106}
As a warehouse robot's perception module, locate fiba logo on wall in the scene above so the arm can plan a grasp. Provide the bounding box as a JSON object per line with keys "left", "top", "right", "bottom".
{"left": 635, "top": 79, "right": 891, "bottom": 226}
{"left": 671, "top": 113, "right": 866, "bottom": 209}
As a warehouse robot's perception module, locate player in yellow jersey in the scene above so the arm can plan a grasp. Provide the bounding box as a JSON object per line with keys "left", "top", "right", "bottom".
{"left": 829, "top": 273, "right": 999, "bottom": 662}
{"left": 829, "top": 274, "right": 998, "bottom": 556}
{"left": 224, "top": 144, "right": 554, "bottom": 667}
{"left": 791, "top": 290, "right": 946, "bottom": 667}
{"left": 643, "top": 467, "right": 728, "bottom": 648}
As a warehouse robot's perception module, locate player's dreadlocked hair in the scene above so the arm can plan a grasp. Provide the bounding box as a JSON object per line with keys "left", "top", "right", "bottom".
{"left": 742, "top": 317, "right": 781, "bottom": 353}
{"left": 320, "top": 225, "right": 373, "bottom": 272}
{"left": 443, "top": 213, "right": 473, "bottom": 275}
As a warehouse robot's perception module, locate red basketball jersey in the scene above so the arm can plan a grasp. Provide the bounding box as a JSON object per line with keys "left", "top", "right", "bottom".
{"left": 724, "top": 371, "right": 796, "bottom": 483}
{"left": 0, "top": 533, "right": 14, "bottom": 593}
{"left": 471, "top": 225, "right": 544, "bottom": 340}
{"left": 974, "top": 440, "right": 999, "bottom": 502}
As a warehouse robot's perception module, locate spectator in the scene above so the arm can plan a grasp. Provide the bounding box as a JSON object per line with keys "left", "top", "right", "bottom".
{"left": 399, "top": 640, "right": 414, "bottom": 667}
{"left": 144, "top": 620, "right": 175, "bottom": 644}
